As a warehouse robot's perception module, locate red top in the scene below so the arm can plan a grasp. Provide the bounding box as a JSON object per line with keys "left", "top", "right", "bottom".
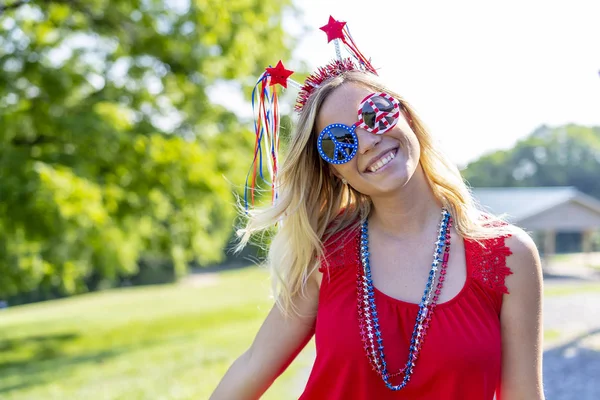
{"left": 299, "top": 227, "right": 513, "bottom": 400}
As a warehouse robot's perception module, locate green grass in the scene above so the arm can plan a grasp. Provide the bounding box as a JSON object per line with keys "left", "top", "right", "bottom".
{"left": 550, "top": 253, "right": 577, "bottom": 262}
{"left": 544, "top": 329, "right": 561, "bottom": 342}
{"left": 544, "top": 283, "right": 600, "bottom": 297}
{"left": 547, "top": 253, "right": 572, "bottom": 262}
{"left": 0, "top": 267, "right": 313, "bottom": 400}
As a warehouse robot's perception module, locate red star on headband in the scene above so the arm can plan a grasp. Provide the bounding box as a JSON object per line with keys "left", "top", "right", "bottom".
{"left": 320, "top": 16, "right": 346, "bottom": 43}
{"left": 265, "top": 61, "right": 294, "bottom": 88}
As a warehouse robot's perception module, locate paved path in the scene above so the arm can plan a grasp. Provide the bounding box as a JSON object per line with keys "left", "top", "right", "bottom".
{"left": 543, "top": 290, "right": 600, "bottom": 399}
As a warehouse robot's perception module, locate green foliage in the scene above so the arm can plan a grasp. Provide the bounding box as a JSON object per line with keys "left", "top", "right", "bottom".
{"left": 0, "top": 267, "right": 314, "bottom": 399}
{"left": 463, "top": 125, "right": 600, "bottom": 198}
{"left": 0, "top": 0, "right": 294, "bottom": 297}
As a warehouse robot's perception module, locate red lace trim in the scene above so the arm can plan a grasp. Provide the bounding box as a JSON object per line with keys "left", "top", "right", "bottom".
{"left": 468, "top": 236, "right": 513, "bottom": 294}
{"left": 319, "top": 228, "right": 360, "bottom": 272}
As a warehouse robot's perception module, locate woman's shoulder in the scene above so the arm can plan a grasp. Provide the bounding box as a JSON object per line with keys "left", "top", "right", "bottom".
{"left": 466, "top": 224, "right": 542, "bottom": 296}
{"left": 503, "top": 226, "right": 543, "bottom": 296}
{"left": 473, "top": 222, "right": 541, "bottom": 279}
{"left": 502, "top": 226, "right": 539, "bottom": 258}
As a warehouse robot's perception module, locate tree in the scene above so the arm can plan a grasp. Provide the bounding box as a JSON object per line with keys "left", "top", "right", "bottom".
{"left": 463, "top": 125, "right": 600, "bottom": 198}
{"left": 0, "top": 0, "right": 294, "bottom": 297}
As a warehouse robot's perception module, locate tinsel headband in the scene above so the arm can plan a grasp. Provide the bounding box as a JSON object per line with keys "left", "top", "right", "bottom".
{"left": 245, "top": 16, "right": 378, "bottom": 209}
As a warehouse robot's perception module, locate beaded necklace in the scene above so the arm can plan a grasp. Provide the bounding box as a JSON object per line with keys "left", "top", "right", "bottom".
{"left": 356, "top": 209, "right": 453, "bottom": 391}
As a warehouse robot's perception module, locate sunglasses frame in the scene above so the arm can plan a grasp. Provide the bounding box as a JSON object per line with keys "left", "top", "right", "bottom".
{"left": 316, "top": 92, "right": 401, "bottom": 165}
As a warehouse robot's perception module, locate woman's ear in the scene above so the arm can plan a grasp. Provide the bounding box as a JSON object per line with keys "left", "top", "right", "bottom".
{"left": 331, "top": 170, "right": 347, "bottom": 185}
{"left": 329, "top": 166, "right": 343, "bottom": 181}
{"left": 326, "top": 164, "right": 346, "bottom": 184}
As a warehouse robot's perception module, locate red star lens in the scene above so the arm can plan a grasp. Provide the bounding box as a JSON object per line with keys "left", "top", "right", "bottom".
{"left": 356, "top": 92, "right": 401, "bottom": 134}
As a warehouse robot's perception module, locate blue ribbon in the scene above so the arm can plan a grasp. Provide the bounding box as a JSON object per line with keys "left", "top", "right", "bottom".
{"left": 245, "top": 72, "right": 275, "bottom": 210}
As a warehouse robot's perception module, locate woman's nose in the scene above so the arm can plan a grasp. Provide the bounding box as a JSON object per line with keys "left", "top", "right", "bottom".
{"left": 356, "top": 128, "right": 381, "bottom": 154}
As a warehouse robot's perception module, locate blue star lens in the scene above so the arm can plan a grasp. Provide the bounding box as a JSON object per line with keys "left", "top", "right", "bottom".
{"left": 317, "top": 124, "right": 358, "bottom": 164}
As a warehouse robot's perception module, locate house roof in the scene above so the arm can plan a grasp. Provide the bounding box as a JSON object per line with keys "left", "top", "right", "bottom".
{"left": 471, "top": 186, "right": 600, "bottom": 222}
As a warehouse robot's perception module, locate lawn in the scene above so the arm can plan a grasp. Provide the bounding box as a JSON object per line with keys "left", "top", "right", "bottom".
{"left": 544, "top": 283, "right": 600, "bottom": 297}
{"left": 2, "top": 266, "right": 600, "bottom": 400}
{"left": 0, "top": 267, "right": 314, "bottom": 400}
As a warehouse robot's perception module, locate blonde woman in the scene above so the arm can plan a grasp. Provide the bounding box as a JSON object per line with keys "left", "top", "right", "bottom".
{"left": 210, "top": 68, "right": 544, "bottom": 399}
{"left": 211, "top": 18, "right": 544, "bottom": 399}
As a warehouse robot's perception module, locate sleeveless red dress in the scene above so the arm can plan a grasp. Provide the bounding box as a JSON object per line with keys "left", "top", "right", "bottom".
{"left": 298, "top": 226, "right": 513, "bottom": 400}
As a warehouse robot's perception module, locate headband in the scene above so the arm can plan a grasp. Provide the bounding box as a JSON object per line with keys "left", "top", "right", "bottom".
{"left": 245, "top": 16, "right": 378, "bottom": 209}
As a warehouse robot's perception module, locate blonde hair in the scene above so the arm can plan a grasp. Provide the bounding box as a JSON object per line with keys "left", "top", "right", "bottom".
{"left": 238, "top": 71, "right": 512, "bottom": 315}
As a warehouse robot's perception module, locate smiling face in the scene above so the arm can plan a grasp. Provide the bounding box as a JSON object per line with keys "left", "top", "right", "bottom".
{"left": 315, "top": 83, "right": 422, "bottom": 197}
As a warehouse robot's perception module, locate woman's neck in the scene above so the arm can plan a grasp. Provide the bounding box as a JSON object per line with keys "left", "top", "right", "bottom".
{"left": 368, "top": 165, "right": 443, "bottom": 239}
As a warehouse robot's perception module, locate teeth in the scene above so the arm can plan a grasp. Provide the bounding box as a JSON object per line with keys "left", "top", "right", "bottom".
{"left": 369, "top": 151, "right": 395, "bottom": 173}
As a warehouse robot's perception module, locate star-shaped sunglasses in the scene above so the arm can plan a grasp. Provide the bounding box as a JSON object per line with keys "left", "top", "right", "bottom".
{"left": 317, "top": 92, "right": 401, "bottom": 164}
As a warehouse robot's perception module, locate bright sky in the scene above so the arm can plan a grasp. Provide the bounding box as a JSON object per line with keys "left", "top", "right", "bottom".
{"left": 287, "top": 0, "right": 600, "bottom": 166}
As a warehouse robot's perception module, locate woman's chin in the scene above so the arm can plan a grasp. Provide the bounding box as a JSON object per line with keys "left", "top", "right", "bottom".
{"left": 365, "top": 162, "right": 421, "bottom": 196}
